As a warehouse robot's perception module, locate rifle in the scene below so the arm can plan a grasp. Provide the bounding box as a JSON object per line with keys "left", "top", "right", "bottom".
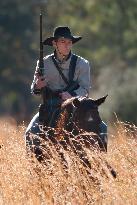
{"left": 39, "top": 13, "right": 44, "bottom": 76}
{"left": 38, "top": 13, "right": 47, "bottom": 104}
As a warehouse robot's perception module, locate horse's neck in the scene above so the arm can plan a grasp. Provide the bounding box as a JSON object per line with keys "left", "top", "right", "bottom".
{"left": 56, "top": 108, "right": 69, "bottom": 129}
{"left": 56, "top": 104, "right": 74, "bottom": 131}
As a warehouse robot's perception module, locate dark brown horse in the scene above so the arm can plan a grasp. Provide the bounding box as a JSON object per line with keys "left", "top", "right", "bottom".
{"left": 55, "top": 95, "right": 108, "bottom": 151}
{"left": 51, "top": 95, "right": 116, "bottom": 178}
{"left": 26, "top": 95, "right": 116, "bottom": 178}
{"left": 26, "top": 95, "right": 107, "bottom": 161}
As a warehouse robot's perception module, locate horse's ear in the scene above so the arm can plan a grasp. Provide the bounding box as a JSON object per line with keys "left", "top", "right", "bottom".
{"left": 73, "top": 98, "right": 81, "bottom": 107}
{"left": 94, "top": 95, "right": 108, "bottom": 106}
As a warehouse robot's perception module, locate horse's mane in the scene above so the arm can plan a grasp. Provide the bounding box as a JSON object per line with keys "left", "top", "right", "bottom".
{"left": 55, "top": 98, "right": 75, "bottom": 129}
{"left": 56, "top": 97, "right": 87, "bottom": 130}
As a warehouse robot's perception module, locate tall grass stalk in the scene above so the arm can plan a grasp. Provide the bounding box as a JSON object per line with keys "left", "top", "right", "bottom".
{"left": 0, "top": 118, "right": 137, "bottom": 205}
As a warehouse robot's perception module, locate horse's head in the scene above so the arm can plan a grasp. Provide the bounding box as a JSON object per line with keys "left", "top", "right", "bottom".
{"left": 71, "top": 95, "right": 108, "bottom": 134}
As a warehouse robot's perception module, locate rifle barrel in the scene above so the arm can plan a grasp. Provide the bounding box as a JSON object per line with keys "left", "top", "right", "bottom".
{"left": 39, "top": 13, "right": 44, "bottom": 74}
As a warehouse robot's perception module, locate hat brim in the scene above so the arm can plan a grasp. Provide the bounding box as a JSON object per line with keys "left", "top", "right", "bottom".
{"left": 43, "top": 36, "right": 82, "bottom": 46}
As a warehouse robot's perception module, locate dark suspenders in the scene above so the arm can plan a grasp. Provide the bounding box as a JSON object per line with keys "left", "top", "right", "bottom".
{"left": 52, "top": 54, "right": 78, "bottom": 86}
{"left": 69, "top": 54, "right": 78, "bottom": 83}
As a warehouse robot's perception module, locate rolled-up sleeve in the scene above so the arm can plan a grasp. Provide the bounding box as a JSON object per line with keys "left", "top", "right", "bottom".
{"left": 75, "top": 59, "right": 91, "bottom": 97}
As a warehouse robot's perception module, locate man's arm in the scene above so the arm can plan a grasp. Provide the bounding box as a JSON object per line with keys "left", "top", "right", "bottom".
{"left": 31, "top": 60, "right": 47, "bottom": 95}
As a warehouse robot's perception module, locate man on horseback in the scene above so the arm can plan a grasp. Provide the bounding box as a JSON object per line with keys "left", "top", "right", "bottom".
{"left": 32, "top": 26, "right": 90, "bottom": 100}
{"left": 26, "top": 26, "right": 107, "bottom": 150}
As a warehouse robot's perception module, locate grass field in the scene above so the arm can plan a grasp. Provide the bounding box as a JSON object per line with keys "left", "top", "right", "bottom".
{"left": 0, "top": 117, "right": 137, "bottom": 205}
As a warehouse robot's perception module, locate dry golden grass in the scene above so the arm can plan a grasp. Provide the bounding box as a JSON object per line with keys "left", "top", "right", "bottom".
{"left": 0, "top": 117, "right": 137, "bottom": 205}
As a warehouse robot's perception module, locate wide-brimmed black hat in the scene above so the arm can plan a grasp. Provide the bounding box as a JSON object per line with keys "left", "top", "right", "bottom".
{"left": 43, "top": 26, "right": 82, "bottom": 46}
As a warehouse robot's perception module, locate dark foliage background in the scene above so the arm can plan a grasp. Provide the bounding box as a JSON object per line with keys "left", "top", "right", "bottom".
{"left": 0, "top": 0, "right": 137, "bottom": 124}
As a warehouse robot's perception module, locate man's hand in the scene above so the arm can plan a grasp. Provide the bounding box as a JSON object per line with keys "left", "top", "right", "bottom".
{"left": 59, "top": 91, "right": 72, "bottom": 101}
{"left": 35, "top": 74, "right": 47, "bottom": 89}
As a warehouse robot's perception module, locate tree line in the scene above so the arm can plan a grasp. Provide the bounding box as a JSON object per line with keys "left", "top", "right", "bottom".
{"left": 0, "top": 0, "right": 137, "bottom": 124}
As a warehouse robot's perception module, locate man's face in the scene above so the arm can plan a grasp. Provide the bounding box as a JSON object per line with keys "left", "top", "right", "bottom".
{"left": 53, "top": 38, "right": 73, "bottom": 56}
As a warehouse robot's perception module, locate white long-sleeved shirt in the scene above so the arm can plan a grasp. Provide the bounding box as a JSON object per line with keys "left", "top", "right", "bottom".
{"left": 31, "top": 52, "right": 91, "bottom": 97}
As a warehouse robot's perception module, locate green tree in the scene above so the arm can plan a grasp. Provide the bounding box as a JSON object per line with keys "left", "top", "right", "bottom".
{"left": 0, "top": 0, "right": 137, "bottom": 124}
